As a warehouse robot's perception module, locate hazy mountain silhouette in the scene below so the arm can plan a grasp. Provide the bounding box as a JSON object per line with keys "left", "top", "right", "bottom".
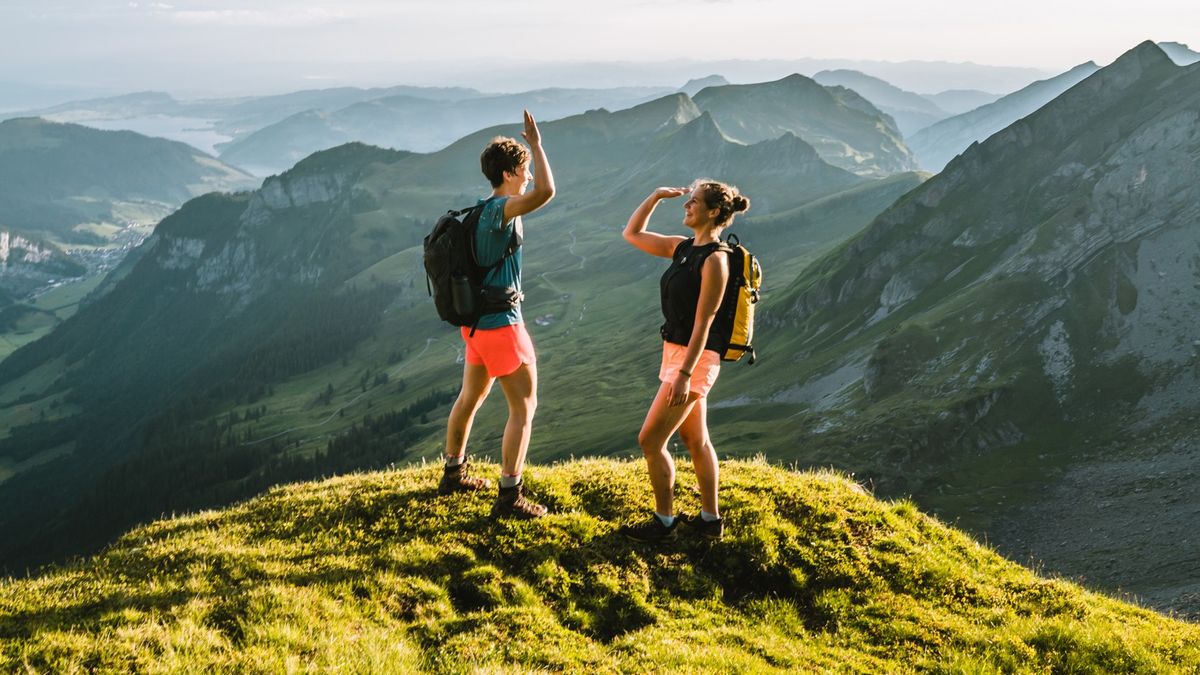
{"left": 813, "top": 69, "right": 950, "bottom": 136}
{"left": 907, "top": 62, "right": 1100, "bottom": 171}
{"left": 217, "top": 86, "right": 675, "bottom": 175}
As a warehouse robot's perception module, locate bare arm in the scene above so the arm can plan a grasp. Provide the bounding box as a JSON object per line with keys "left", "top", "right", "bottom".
{"left": 667, "top": 252, "right": 730, "bottom": 406}
{"left": 623, "top": 187, "right": 688, "bottom": 258}
{"left": 503, "top": 110, "right": 556, "bottom": 220}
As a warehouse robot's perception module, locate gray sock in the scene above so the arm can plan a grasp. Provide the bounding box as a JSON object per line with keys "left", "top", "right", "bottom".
{"left": 499, "top": 474, "right": 521, "bottom": 489}
{"left": 700, "top": 510, "right": 720, "bottom": 522}
{"left": 445, "top": 454, "right": 465, "bottom": 468}
{"left": 655, "top": 512, "right": 676, "bottom": 527}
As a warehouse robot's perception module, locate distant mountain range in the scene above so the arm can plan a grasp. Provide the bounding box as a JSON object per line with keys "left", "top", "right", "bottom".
{"left": 381, "top": 57, "right": 1048, "bottom": 95}
{"left": 217, "top": 86, "right": 675, "bottom": 176}
{"left": 13, "top": 85, "right": 489, "bottom": 157}
{"left": 907, "top": 62, "right": 1100, "bottom": 171}
{"left": 222, "top": 74, "right": 921, "bottom": 178}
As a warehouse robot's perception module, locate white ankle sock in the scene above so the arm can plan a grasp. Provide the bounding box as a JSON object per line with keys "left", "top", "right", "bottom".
{"left": 499, "top": 474, "right": 521, "bottom": 489}
{"left": 655, "top": 512, "right": 675, "bottom": 527}
{"left": 700, "top": 510, "right": 720, "bottom": 522}
{"left": 445, "top": 454, "right": 465, "bottom": 468}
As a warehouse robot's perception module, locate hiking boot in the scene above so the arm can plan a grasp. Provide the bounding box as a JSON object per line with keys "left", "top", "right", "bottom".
{"left": 680, "top": 512, "right": 724, "bottom": 540}
{"left": 618, "top": 513, "right": 678, "bottom": 543}
{"left": 438, "top": 461, "right": 492, "bottom": 495}
{"left": 490, "top": 483, "right": 547, "bottom": 519}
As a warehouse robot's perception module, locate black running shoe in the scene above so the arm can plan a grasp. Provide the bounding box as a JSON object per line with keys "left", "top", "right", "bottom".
{"left": 680, "top": 512, "right": 724, "bottom": 540}
{"left": 438, "top": 461, "right": 492, "bottom": 495}
{"left": 619, "top": 513, "right": 678, "bottom": 543}
{"left": 491, "top": 483, "right": 548, "bottom": 519}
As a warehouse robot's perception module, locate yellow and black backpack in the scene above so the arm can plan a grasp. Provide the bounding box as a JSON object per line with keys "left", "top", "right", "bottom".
{"left": 660, "top": 234, "right": 762, "bottom": 363}
{"left": 713, "top": 233, "right": 762, "bottom": 363}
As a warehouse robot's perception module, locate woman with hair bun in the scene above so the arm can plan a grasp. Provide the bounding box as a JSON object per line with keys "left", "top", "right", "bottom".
{"left": 619, "top": 179, "right": 750, "bottom": 542}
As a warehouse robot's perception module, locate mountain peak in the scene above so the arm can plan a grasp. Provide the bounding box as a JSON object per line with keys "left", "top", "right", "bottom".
{"left": 1111, "top": 40, "right": 1173, "bottom": 69}
{"left": 610, "top": 92, "right": 702, "bottom": 131}
{"left": 672, "top": 109, "right": 730, "bottom": 145}
{"left": 680, "top": 74, "right": 729, "bottom": 96}
{"left": 776, "top": 72, "right": 822, "bottom": 90}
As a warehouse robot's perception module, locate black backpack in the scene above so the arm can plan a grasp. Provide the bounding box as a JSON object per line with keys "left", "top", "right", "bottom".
{"left": 423, "top": 198, "right": 522, "bottom": 335}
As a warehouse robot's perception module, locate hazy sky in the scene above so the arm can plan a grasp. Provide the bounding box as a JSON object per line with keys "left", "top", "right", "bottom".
{"left": 1, "top": 1, "right": 1195, "bottom": 93}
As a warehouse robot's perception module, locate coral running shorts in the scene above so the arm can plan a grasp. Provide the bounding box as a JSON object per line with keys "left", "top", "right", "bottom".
{"left": 659, "top": 341, "right": 721, "bottom": 397}
{"left": 461, "top": 323, "right": 536, "bottom": 378}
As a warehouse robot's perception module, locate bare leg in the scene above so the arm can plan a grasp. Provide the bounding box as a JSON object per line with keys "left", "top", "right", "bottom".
{"left": 445, "top": 363, "right": 494, "bottom": 459}
{"left": 496, "top": 362, "right": 537, "bottom": 476}
{"left": 677, "top": 396, "right": 719, "bottom": 516}
{"left": 637, "top": 381, "right": 702, "bottom": 516}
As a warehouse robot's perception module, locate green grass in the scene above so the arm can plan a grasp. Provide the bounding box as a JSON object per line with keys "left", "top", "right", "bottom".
{"left": 2, "top": 458, "right": 1196, "bottom": 673}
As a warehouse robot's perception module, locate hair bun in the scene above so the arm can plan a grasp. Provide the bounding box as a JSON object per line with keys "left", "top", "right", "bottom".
{"left": 731, "top": 195, "right": 750, "bottom": 213}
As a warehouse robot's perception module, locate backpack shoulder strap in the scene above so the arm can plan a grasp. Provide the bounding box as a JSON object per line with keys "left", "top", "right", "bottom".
{"left": 689, "top": 240, "right": 729, "bottom": 273}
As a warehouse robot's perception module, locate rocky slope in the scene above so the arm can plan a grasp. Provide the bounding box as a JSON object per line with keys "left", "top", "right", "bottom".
{"left": 730, "top": 41, "right": 1200, "bottom": 615}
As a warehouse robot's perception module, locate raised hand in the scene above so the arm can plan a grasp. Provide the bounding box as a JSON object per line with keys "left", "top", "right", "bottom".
{"left": 653, "top": 186, "right": 688, "bottom": 200}
{"left": 522, "top": 109, "right": 541, "bottom": 147}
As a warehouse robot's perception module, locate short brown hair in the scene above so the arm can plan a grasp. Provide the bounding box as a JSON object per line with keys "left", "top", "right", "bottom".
{"left": 480, "top": 136, "right": 530, "bottom": 188}
{"left": 693, "top": 179, "right": 750, "bottom": 227}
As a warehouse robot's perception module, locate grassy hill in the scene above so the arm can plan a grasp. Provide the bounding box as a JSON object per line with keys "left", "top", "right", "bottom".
{"left": 2, "top": 458, "right": 1196, "bottom": 673}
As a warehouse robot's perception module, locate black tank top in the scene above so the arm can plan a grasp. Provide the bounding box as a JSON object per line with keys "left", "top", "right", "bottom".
{"left": 660, "top": 238, "right": 726, "bottom": 352}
